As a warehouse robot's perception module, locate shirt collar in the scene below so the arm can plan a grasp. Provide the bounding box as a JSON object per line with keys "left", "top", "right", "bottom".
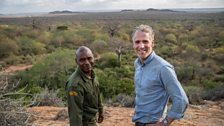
{"left": 77, "top": 66, "right": 95, "bottom": 82}
{"left": 137, "top": 51, "right": 155, "bottom": 66}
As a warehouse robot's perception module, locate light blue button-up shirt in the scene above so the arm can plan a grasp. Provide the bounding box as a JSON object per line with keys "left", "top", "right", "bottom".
{"left": 132, "top": 51, "right": 189, "bottom": 123}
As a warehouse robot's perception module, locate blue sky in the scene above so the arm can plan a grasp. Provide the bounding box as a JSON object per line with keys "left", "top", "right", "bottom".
{"left": 0, "top": 0, "right": 224, "bottom": 14}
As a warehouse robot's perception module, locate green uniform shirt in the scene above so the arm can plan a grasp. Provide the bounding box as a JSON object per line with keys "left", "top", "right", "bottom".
{"left": 66, "top": 67, "right": 103, "bottom": 126}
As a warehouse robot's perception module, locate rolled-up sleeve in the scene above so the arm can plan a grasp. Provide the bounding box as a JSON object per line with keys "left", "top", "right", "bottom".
{"left": 160, "top": 66, "right": 189, "bottom": 119}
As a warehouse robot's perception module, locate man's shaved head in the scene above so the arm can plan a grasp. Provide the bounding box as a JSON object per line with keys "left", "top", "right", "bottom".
{"left": 76, "top": 46, "right": 93, "bottom": 58}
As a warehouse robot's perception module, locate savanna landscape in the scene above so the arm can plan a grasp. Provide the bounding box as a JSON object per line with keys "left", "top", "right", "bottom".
{"left": 0, "top": 9, "right": 224, "bottom": 126}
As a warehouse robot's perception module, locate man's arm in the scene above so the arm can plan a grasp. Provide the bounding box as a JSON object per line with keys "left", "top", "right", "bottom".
{"left": 97, "top": 87, "right": 104, "bottom": 123}
{"left": 67, "top": 84, "right": 84, "bottom": 126}
{"left": 160, "top": 66, "right": 189, "bottom": 123}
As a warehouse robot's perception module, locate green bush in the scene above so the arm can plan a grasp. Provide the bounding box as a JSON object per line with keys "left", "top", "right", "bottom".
{"left": 50, "top": 30, "right": 81, "bottom": 48}
{"left": 197, "top": 67, "right": 213, "bottom": 79}
{"left": 178, "top": 34, "right": 188, "bottom": 44}
{"left": 158, "top": 45, "right": 173, "bottom": 58}
{"left": 0, "top": 38, "right": 19, "bottom": 59}
{"left": 57, "top": 25, "right": 68, "bottom": 30}
{"left": 97, "top": 52, "right": 120, "bottom": 68}
{"left": 94, "top": 33, "right": 110, "bottom": 42}
{"left": 186, "top": 44, "right": 200, "bottom": 53}
{"left": 75, "top": 28, "right": 94, "bottom": 43}
{"left": 184, "top": 86, "right": 204, "bottom": 104}
{"left": 95, "top": 68, "right": 134, "bottom": 99}
{"left": 16, "top": 36, "right": 46, "bottom": 56}
{"left": 176, "top": 65, "right": 194, "bottom": 83}
{"left": 91, "top": 40, "right": 108, "bottom": 54}
{"left": 114, "top": 65, "right": 134, "bottom": 78}
{"left": 212, "top": 53, "right": 224, "bottom": 65}
{"left": 50, "top": 32, "right": 65, "bottom": 48}
{"left": 202, "top": 79, "right": 218, "bottom": 89}
{"left": 15, "top": 49, "right": 76, "bottom": 95}
{"left": 202, "top": 85, "right": 224, "bottom": 100}
{"left": 4, "top": 54, "right": 21, "bottom": 65}
{"left": 165, "top": 33, "right": 177, "bottom": 44}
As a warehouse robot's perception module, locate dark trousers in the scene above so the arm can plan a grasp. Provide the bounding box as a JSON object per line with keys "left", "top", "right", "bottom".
{"left": 135, "top": 122, "right": 156, "bottom": 126}
{"left": 83, "top": 118, "right": 96, "bottom": 126}
{"left": 135, "top": 122, "right": 146, "bottom": 126}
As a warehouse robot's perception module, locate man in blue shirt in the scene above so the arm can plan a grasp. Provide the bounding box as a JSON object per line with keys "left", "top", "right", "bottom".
{"left": 132, "top": 24, "right": 189, "bottom": 126}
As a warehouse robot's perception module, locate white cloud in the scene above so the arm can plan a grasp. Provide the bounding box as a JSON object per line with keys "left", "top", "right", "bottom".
{"left": 0, "top": 0, "right": 223, "bottom": 14}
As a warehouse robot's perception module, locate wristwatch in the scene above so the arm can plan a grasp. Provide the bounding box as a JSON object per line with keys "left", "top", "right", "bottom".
{"left": 163, "top": 118, "right": 169, "bottom": 126}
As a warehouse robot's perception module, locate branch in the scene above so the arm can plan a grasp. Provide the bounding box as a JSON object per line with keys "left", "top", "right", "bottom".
{"left": 17, "top": 84, "right": 28, "bottom": 93}
{"left": 0, "top": 93, "right": 34, "bottom": 99}
{"left": 13, "top": 78, "right": 21, "bottom": 89}
{"left": 0, "top": 111, "right": 30, "bottom": 114}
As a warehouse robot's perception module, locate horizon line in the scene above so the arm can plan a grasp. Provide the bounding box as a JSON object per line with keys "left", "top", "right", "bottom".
{"left": 1, "top": 7, "right": 224, "bottom": 15}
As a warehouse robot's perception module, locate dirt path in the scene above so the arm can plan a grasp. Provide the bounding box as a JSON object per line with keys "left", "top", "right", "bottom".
{"left": 2, "top": 64, "right": 33, "bottom": 73}
{"left": 27, "top": 100, "right": 224, "bottom": 126}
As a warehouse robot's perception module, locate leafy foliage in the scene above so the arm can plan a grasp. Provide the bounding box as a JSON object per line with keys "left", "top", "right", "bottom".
{"left": 95, "top": 68, "right": 134, "bottom": 99}
{"left": 0, "top": 11, "right": 223, "bottom": 104}
{"left": 97, "top": 52, "right": 120, "bottom": 68}
{"left": 15, "top": 49, "right": 76, "bottom": 98}
{"left": 0, "top": 38, "right": 19, "bottom": 59}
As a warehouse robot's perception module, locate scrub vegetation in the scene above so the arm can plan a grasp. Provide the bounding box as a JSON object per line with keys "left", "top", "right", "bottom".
{"left": 0, "top": 10, "right": 224, "bottom": 109}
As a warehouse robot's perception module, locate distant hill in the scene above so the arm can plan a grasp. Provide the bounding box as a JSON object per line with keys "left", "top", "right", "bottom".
{"left": 120, "top": 9, "right": 134, "bottom": 12}
{"left": 49, "top": 10, "right": 82, "bottom": 14}
{"left": 146, "top": 8, "right": 177, "bottom": 12}
{"left": 120, "top": 8, "right": 177, "bottom": 12}
{"left": 173, "top": 8, "right": 224, "bottom": 13}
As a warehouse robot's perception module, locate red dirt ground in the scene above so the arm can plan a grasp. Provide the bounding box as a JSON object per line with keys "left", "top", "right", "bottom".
{"left": 27, "top": 100, "right": 224, "bottom": 126}
{"left": 3, "top": 64, "right": 224, "bottom": 126}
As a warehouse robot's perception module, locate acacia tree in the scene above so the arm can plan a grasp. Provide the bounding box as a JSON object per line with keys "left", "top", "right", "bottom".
{"left": 109, "top": 37, "right": 131, "bottom": 64}
{"left": 103, "top": 22, "right": 132, "bottom": 65}
{"left": 104, "top": 21, "right": 121, "bottom": 37}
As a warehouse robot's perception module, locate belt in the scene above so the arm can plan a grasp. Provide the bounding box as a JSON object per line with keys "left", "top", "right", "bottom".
{"left": 135, "top": 122, "right": 156, "bottom": 126}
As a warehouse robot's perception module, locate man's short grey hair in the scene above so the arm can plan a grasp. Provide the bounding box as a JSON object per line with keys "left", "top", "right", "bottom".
{"left": 132, "top": 24, "right": 154, "bottom": 41}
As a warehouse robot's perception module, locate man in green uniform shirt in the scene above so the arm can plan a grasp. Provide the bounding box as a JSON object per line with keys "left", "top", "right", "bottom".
{"left": 66, "top": 46, "right": 104, "bottom": 126}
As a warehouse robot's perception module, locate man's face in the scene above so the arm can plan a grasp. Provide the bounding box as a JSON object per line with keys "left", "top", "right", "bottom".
{"left": 133, "top": 31, "right": 154, "bottom": 62}
{"left": 76, "top": 50, "right": 94, "bottom": 74}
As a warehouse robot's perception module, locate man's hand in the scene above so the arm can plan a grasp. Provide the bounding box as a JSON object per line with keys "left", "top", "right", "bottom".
{"left": 97, "top": 114, "right": 104, "bottom": 123}
{"left": 145, "top": 117, "right": 174, "bottom": 126}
